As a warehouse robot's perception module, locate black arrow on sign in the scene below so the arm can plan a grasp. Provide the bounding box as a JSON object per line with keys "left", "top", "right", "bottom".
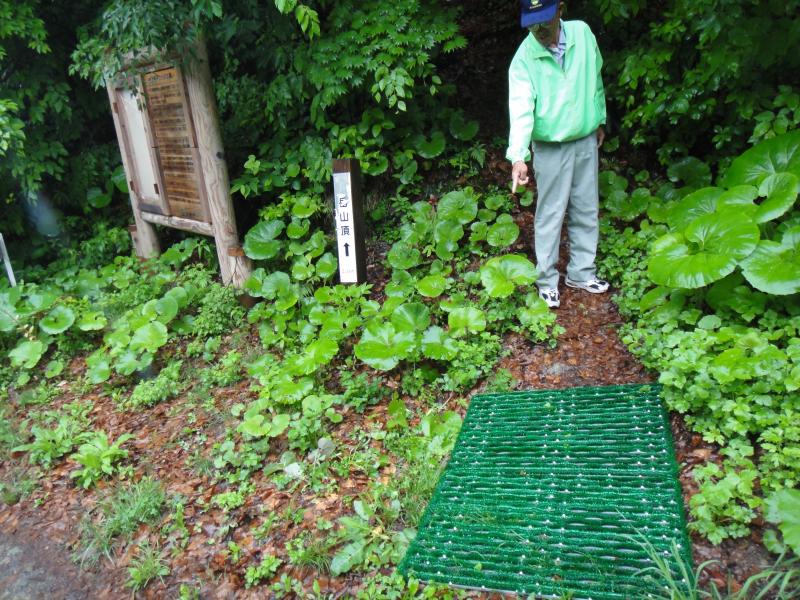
{"left": 344, "top": 243, "right": 350, "bottom": 257}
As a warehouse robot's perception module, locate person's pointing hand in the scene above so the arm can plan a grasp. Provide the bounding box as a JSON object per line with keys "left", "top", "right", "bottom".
{"left": 512, "top": 161, "right": 529, "bottom": 193}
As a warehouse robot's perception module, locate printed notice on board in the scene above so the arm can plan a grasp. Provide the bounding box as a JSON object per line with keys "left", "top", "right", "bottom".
{"left": 332, "top": 171, "right": 358, "bottom": 283}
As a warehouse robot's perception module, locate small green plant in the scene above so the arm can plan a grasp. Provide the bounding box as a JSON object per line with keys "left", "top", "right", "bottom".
{"left": 356, "top": 572, "right": 466, "bottom": 599}
{"left": 244, "top": 554, "right": 282, "bottom": 588}
{"left": 178, "top": 583, "right": 201, "bottom": 600}
{"left": 339, "top": 371, "right": 388, "bottom": 413}
{"left": 211, "top": 485, "right": 250, "bottom": 512}
{"left": 69, "top": 431, "right": 135, "bottom": 489}
{"left": 330, "top": 495, "right": 413, "bottom": 576}
{"left": 125, "top": 541, "right": 169, "bottom": 592}
{"left": 227, "top": 540, "right": 242, "bottom": 564}
{"left": 126, "top": 360, "right": 183, "bottom": 409}
{"left": 167, "top": 499, "right": 190, "bottom": 548}
{"left": 13, "top": 421, "right": 90, "bottom": 469}
{"left": 199, "top": 350, "right": 242, "bottom": 387}
{"left": 192, "top": 283, "right": 245, "bottom": 338}
{"left": 79, "top": 477, "right": 166, "bottom": 564}
{"left": 285, "top": 532, "right": 334, "bottom": 572}
{"left": 689, "top": 454, "right": 761, "bottom": 544}
{"left": 484, "top": 368, "right": 517, "bottom": 393}
{"left": 0, "top": 469, "right": 37, "bottom": 506}
{"left": 635, "top": 535, "right": 800, "bottom": 599}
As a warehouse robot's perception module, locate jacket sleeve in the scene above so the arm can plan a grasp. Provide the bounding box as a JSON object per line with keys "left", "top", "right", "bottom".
{"left": 506, "top": 54, "right": 535, "bottom": 164}
{"left": 593, "top": 33, "right": 607, "bottom": 126}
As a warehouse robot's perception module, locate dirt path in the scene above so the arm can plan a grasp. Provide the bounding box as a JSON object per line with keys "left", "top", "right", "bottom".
{"left": 0, "top": 516, "right": 114, "bottom": 600}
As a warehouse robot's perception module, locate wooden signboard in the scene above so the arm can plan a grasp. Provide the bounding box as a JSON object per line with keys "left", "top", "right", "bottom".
{"left": 142, "top": 66, "right": 209, "bottom": 223}
{"left": 107, "top": 41, "right": 251, "bottom": 287}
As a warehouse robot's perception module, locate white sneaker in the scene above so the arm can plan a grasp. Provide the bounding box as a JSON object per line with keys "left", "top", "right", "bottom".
{"left": 538, "top": 288, "right": 560, "bottom": 308}
{"left": 565, "top": 276, "right": 610, "bottom": 294}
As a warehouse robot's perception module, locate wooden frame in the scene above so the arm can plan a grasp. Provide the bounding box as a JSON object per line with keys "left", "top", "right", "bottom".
{"left": 106, "top": 40, "right": 251, "bottom": 287}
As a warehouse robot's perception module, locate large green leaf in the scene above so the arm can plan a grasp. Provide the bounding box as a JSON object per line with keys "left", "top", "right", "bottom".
{"left": 667, "top": 156, "right": 711, "bottom": 188}
{"left": 416, "top": 131, "right": 446, "bottom": 159}
{"left": 421, "top": 326, "right": 458, "bottom": 360}
{"left": 129, "top": 321, "right": 168, "bottom": 354}
{"left": 604, "top": 187, "right": 652, "bottom": 221}
{"left": 648, "top": 212, "right": 760, "bottom": 288}
{"left": 77, "top": 311, "right": 107, "bottom": 331}
{"left": 39, "top": 305, "right": 76, "bottom": 335}
{"left": 716, "top": 185, "right": 758, "bottom": 211}
{"left": 115, "top": 349, "right": 151, "bottom": 375}
{"left": 449, "top": 111, "right": 479, "bottom": 141}
{"left": 447, "top": 306, "right": 486, "bottom": 334}
{"left": 722, "top": 130, "right": 800, "bottom": 188}
{"left": 754, "top": 172, "right": 798, "bottom": 223}
{"left": 0, "top": 295, "right": 18, "bottom": 333}
{"left": 486, "top": 214, "right": 520, "bottom": 247}
{"left": 765, "top": 489, "right": 800, "bottom": 555}
{"left": 740, "top": 226, "right": 800, "bottom": 295}
{"left": 86, "top": 350, "right": 111, "bottom": 383}
{"left": 44, "top": 359, "right": 64, "bottom": 378}
{"left": 239, "top": 413, "right": 291, "bottom": 439}
{"left": 479, "top": 254, "right": 538, "bottom": 298}
{"left": 286, "top": 217, "right": 310, "bottom": 239}
{"left": 86, "top": 186, "right": 111, "bottom": 209}
{"left": 415, "top": 274, "right": 447, "bottom": 297}
{"left": 706, "top": 272, "right": 767, "bottom": 320}
{"left": 24, "top": 290, "right": 58, "bottom": 314}
{"left": 111, "top": 165, "right": 128, "bottom": 193}
{"left": 433, "top": 219, "right": 464, "bottom": 260}
{"left": 437, "top": 190, "right": 478, "bottom": 225}
{"left": 315, "top": 252, "right": 338, "bottom": 279}
{"left": 390, "top": 302, "right": 430, "bottom": 332}
{"left": 387, "top": 242, "right": 421, "bottom": 270}
{"left": 256, "top": 271, "right": 299, "bottom": 310}
{"left": 291, "top": 258, "right": 314, "bottom": 281}
{"left": 519, "top": 293, "right": 553, "bottom": 325}
{"left": 142, "top": 296, "right": 179, "bottom": 324}
{"left": 385, "top": 271, "right": 414, "bottom": 299}
{"left": 599, "top": 170, "right": 628, "bottom": 197}
{"left": 288, "top": 338, "right": 338, "bottom": 375}
{"left": 165, "top": 286, "right": 190, "bottom": 309}
{"left": 243, "top": 219, "right": 285, "bottom": 260}
{"left": 354, "top": 321, "right": 415, "bottom": 371}
{"left": 667, "top": 187, "right": 723, "bottom": 231}
{"left": 330, "top": 539, "right": 367, "bottom": 576}
{"left": 9, "top": 340, "right": 46, "bottom": 369}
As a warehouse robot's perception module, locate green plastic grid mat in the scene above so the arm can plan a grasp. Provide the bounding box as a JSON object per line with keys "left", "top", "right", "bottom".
{"left": 398, "top": 384, "right": 692, "bottom": 599}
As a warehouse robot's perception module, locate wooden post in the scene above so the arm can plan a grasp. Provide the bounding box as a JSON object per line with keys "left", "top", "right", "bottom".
{"left": 106, "top": 83, "right": 160, "bottom": 258}
{"left": 183, "top": 41, "right": 252, "bottom": 287}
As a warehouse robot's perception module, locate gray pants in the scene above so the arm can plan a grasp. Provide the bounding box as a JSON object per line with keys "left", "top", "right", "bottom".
{"left": 531, "top": 133, "right": 599, "bottom": 290}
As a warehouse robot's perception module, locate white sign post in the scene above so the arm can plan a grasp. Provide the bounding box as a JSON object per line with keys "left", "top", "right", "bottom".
{"left": 331, "top": 159, "right": 367, "bottom": 283}
{"left": 0, "top": 234, "right": 16, "bottom": 287}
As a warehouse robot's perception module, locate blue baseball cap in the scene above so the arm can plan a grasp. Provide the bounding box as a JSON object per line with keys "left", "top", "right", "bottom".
{"left": 520, "top": 0, "right": 559, "bottom": 28}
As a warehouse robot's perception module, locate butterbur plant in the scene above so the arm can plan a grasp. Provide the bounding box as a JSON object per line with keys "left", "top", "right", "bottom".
{"left": 70, "top": 431, "right": 135, "bottom": 488}
{"left": 647, "top": 131, "right": 800, "bottom": 294}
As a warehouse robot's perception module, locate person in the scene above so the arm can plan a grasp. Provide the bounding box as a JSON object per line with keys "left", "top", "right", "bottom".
{"left": 507, "top": 0, "right": 609, "bottom": 308}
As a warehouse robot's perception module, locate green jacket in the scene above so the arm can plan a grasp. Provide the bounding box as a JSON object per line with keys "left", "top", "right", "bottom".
{"left": 506, "top": 20, "right": 606, "bottom": 164}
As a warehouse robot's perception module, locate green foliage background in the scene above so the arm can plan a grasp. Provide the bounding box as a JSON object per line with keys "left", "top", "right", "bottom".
{"left": 3, "top": 0, "right": 798, "bottom": 245}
